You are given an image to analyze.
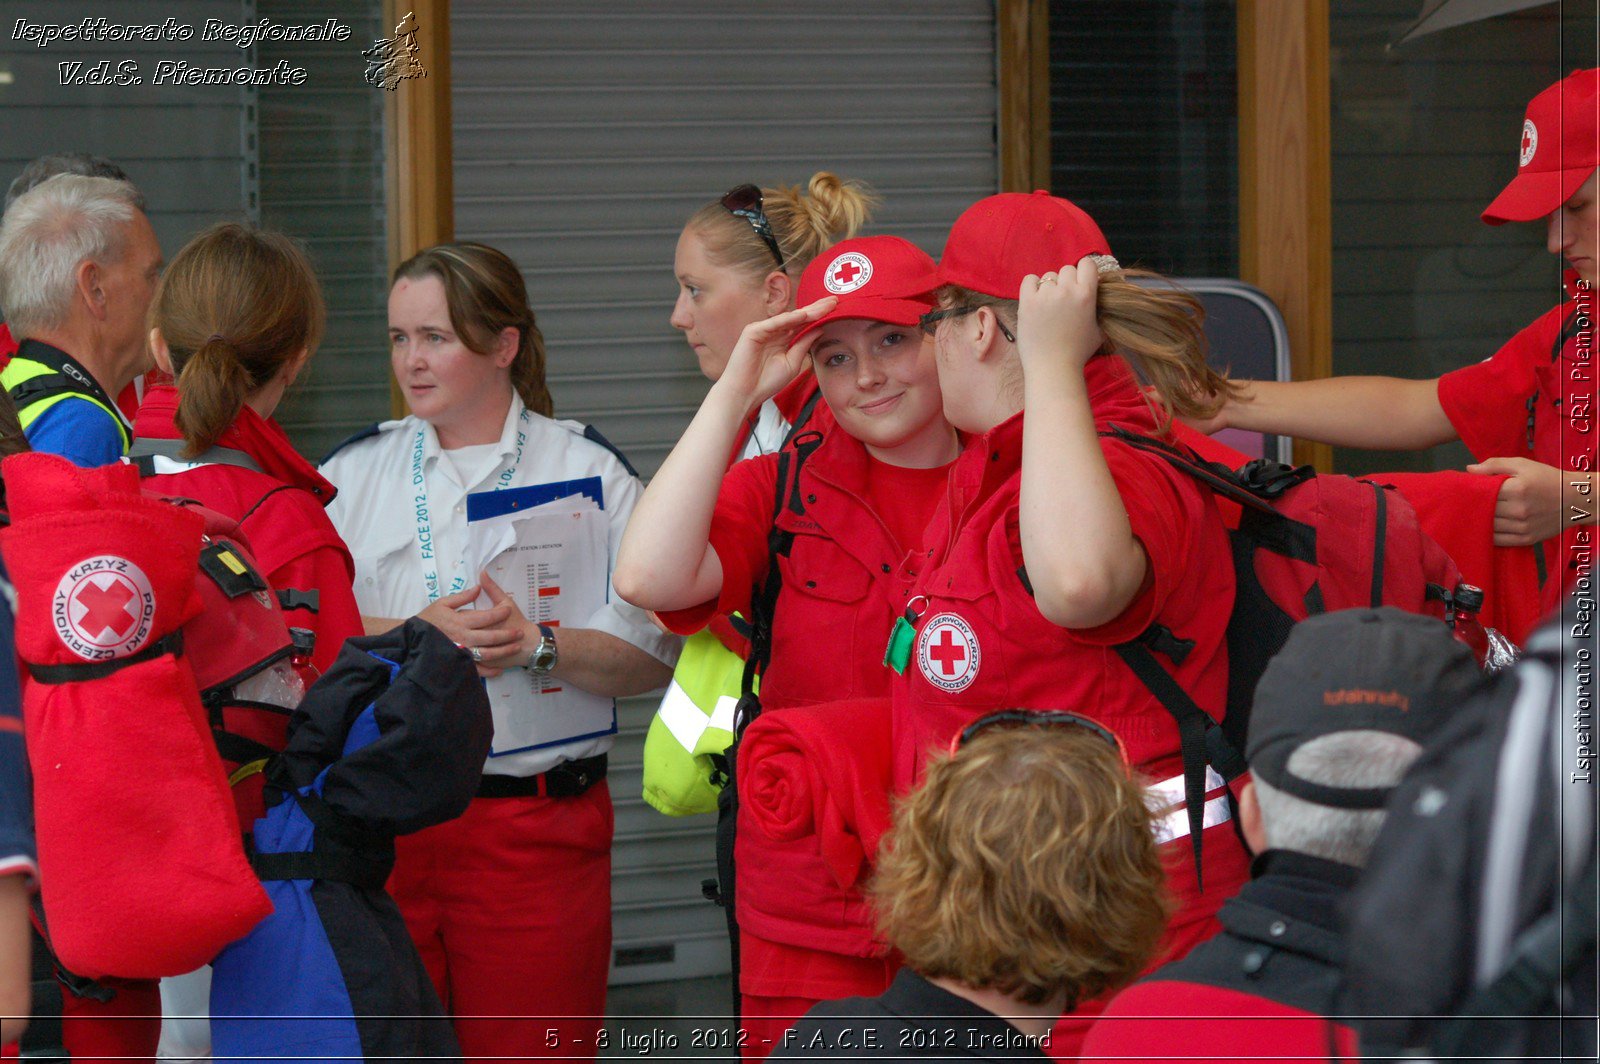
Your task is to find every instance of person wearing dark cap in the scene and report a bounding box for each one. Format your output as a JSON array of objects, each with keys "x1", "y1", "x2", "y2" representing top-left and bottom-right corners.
[
  {"x1": 1194, "y1": 68, "x2": 1599, "y2": 616},
  {"x1": 1080, "y1": 607, "x2": 1483, "y2": 1063}
]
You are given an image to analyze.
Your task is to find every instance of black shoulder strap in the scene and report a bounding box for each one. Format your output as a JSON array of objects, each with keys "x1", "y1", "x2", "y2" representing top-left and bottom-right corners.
[
  {"x1": 735, "y1": 430, "x2": 825, "y2": 734},
  {"x1": 318, "y1": 422, "x2": 382, "y2": 465},
  {"x1": 1112, "y1": 630, "x2": 1246, "y2": 892},
  {"x1": 1099, "y1": 425, "x2": 1288, "y2": 519},
  {"x1": 785, "y1": 386, "x2": 825, "y2": 441},
  {"x1": 582, "y1": 423, "x2": 639, "y2": 478},
  {"x1": 127, "y1": 438, "x2": 266, "y2": 476}
]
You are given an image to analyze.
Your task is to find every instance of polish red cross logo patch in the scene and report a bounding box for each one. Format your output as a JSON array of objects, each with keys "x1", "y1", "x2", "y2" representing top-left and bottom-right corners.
[
  {"x1": 916, "y1": 612, "x2": 980, "y2": 693},
  {"x1": 1521, "y1": 119, "x2": 1538, "y2": 168},
  {"x1": 53, "y1": 556, "x2": 156, "y2": 661},
  {"x1": 823, "y1": 251, "x2": 873, "y2": 295}
]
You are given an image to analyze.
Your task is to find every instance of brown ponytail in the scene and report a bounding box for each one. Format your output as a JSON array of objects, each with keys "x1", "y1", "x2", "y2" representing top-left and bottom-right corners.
[
  {"x1": 940, "y1": 269, "x2": 1241, "y2": 424},
  {"x1": 391, "y1": 243, "x2": 553, "y2": 418},
  {"x1": 148, "y1": 222, "x2": 326, "y2": 457},
  {"x1": 685, "y1": 171, "x2": 880, "y2": 284},
  {"x1": 174, "y1": 337, "x2": 257, "y2": 454}
]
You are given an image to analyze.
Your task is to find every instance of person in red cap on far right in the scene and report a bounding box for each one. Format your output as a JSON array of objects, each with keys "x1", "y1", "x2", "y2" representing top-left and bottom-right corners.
[
  {"x1": 1194, "y1": 68, "x2": 1600, "y2": 616},
  {"x1": 616, "y1": 235, "x2": 961, "y2": 1057},
  {"x1": 902, "y1": 190, "x2": 1252, "y2": 1058}
]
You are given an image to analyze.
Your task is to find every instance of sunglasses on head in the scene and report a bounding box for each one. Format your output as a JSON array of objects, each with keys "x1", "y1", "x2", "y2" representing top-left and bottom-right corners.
[
  {"x1": 720, "y1": 183, "x2": 786, "y2": 272},
  {"x1": 918, "y1": 306, "x2": 1016, "y2": 343},
  {"x1": 950, "y1": 709, "x2": 1122, "y2": 756}
]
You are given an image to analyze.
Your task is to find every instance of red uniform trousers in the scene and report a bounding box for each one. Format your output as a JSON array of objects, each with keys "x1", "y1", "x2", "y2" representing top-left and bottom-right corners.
[{"x1": 389, "y1": 784, "x2": 613, "y2": 1063}]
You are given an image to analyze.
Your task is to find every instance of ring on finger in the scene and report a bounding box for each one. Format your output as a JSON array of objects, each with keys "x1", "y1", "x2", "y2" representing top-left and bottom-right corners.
[{"x1": 469, "y1": 646, "x2": 484, "y2": 663}]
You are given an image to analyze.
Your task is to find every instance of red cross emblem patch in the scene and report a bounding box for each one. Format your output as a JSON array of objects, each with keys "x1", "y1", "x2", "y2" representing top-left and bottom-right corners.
[
  {"x1": 916, "y1": 612, "x2": 980, "y2": 693},
  {"x1": 1520, "y1": 119, "x2": 1538, "y2": 168},
  {"x1": 53, "y1": 556, "x2": 156, "y2": 661},
  {"x1": 823, "y1": 251, "x2": 873, "y2": 295}
]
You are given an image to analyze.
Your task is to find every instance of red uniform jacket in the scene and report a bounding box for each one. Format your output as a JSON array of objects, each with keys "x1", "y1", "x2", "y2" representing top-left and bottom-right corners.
[
  {"x1": 661, "y1": 429, "x2": 942, "y2": 975},
  {"x1": 890, "y1": 356, "x2": 1250, "y2": 986},
  {"x1": 1437, "y1": 279, "x2": 1598, "y2": 614},
  {"x1": 133, "y1": 385, "x2": 362, "y2": 674}
]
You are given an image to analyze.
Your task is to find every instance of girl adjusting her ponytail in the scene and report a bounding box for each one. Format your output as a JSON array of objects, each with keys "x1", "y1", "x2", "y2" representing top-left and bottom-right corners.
[
  {"x1": 132, "y1": 221, "x2": 360, "y2": 675},
  {"x1": 905, "y1": 192, "x2": 1251, "y2": 1055}
]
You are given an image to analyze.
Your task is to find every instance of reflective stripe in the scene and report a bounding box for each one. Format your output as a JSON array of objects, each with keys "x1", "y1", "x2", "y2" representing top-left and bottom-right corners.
[
  {"x1": 656, "y1": 680, "x2": 739, "y2": 754},
  {"x1": 1145, "y1": 765, "x2": 1226, "y2": 809},
  {"x1": 1145, "y1": 766, "x2": 1232, "y2": 845},
  {"x1": 707, "y1": 694, "x2": 736, "y2": 735},
  {"x1": 1153, "y1": 794, "x2": 1233, "y2": 845},
  {"x1": 142, "y1": 454, "x2": 211, "y2": 476},
  {"x1": 656, "y1": 680, "x2": 707, "y2": 752}
]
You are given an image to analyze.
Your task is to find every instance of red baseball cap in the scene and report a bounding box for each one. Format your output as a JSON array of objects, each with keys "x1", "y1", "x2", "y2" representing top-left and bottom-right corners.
[
  {"x1": 794, "y1": 235, "x2": 939, "y2": 341},
  {"x1": 1482, "y1": 68, "x2": 1600, "y2": 225},
  {"x1": 937, "y1": 190, "x2": 1113, "y2": 298}
]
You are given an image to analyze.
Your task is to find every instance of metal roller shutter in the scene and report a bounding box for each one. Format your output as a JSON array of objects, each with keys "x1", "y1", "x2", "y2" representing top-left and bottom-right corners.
[
  {"x1": 0, "y1": 1, "x2": 253, "y2": 280},
  {"x1": 451, "y1": 0, "x2": 1001, "y2": 984}
]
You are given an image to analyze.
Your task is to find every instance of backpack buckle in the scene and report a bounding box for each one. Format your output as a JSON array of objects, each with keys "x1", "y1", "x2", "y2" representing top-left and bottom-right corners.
[
  {"x1": 1237, "y1": 459, "x2": 1315, "y2": 499},
  {"x1": 1138, "y1": 623, "x2": 1195, "y2": 666}
]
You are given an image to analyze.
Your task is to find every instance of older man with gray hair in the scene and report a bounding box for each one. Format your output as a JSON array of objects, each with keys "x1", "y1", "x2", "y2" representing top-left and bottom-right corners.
[
  {"x1": 0, "y1": 173, "x2": 161, "y2": 466},
  {"x1": 1082, "y1": 607, "x2": 1483, "y2": 1063}
]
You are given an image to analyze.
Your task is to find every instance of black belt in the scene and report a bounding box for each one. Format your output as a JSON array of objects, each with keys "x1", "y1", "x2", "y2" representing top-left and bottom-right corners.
[{"x1": 477, "y1": 754, "x2": 607, "y2": 799}]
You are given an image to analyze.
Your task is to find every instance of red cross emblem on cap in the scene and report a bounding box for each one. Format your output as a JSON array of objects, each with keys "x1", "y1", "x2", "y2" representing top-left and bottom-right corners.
[
  {"x1": 823, "y1": 251, "x2": 873, "y2": 295},
  {"x1": 917, "y1": 612, "x2": 980, "y2": 693},
  {"x1": 1520, "y1": 119, "x2": 1538, "y2": 168}
]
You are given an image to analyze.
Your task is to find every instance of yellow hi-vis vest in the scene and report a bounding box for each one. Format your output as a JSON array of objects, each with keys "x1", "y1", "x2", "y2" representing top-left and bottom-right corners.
[
  {"x1": 1, "y1": 348, "x2": 131, "y2": 451},
  {"x1": 641, "y1": 627, "x2": 748, "y2": 816}
]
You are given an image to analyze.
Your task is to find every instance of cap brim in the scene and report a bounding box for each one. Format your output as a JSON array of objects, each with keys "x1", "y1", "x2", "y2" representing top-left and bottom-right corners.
[
  {"x1": 793, "y1": 295, "x2": 934, "y2": 343},
  {"x1": 1482, "y1": 165, "x2": 1593, "y2": 225}
]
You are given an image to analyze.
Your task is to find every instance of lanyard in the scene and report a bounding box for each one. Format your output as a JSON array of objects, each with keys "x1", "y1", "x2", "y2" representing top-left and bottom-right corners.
[{"x1": 412, "y1": 408, "x2": 531, "y2": 603}]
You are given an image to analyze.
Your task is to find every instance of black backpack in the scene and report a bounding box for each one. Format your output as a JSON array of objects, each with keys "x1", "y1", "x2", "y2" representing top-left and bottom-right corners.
[{"x1": 1341, "y1": 599, "x2": 1597, "y2": 1061}]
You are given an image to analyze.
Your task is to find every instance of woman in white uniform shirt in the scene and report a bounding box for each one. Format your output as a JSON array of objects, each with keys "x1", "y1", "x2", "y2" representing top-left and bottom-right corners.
[{"x1": 321, "y1": 242, "x2": 678, "y2": 1062}]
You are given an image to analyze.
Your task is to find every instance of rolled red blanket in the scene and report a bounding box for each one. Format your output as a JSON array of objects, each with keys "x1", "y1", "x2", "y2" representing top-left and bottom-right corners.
[
  {"x1": 0, "y1": 452, "x2": 271, "y2": 979},
  {"x1": 739, "y1": 697, "x2": 894, "y2": 888}
]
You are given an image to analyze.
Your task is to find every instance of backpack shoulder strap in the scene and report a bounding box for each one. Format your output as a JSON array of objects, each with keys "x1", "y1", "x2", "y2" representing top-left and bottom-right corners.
[
  {"x1": 1099, "y1": 425, "x2": 1287, "y2": 517},
  {"x1": 735, "y1": 429, "x2": 825, "y2": 736},
  {"x1": 1113, "y1": 629, "x2": 1247, "y2": 892}
]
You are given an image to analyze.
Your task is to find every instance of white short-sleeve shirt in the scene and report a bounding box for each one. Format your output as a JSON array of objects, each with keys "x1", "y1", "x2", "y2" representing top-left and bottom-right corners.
[{"x1": 323, "y1": 394, "x2": 680, "y2": 777}]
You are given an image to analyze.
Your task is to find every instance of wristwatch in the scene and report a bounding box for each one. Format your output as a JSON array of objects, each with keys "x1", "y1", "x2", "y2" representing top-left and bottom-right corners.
[{"x1": 525, "y1": 623, "x2": 558, "y2": 675}]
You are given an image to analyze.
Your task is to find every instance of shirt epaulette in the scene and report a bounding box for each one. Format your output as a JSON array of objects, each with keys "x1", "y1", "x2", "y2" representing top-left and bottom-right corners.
[
  {"x1": 319, "y1": 422, "x2": 385, "y2": 465},
  {"x1": 579, "y1": 423, "x2": 639, "y2": 478}
]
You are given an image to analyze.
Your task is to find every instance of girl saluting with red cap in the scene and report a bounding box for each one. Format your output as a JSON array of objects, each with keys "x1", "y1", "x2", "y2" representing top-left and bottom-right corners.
[
  {"x1": 617, "y1": 235, "x2": 960, "y2": 1055},
  {"x1": 908, "y1": 191, "x2": 1252, "y2": 1055}
]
